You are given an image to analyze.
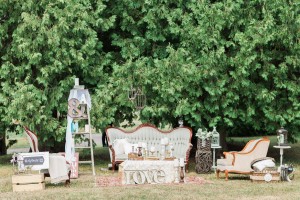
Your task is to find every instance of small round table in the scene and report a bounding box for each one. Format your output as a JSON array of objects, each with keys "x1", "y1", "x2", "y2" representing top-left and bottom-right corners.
[
  {"x1": 211, "y1": 146, "x2": 222, "y2": 172},
  {"x1": 273, "y1": 145, "x2": 291, "y2": 166}
]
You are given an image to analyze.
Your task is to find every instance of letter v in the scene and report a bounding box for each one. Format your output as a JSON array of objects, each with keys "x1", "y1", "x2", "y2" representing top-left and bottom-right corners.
[{"x1": 144, "y1": 170, "x2": 155, "y2": 183}]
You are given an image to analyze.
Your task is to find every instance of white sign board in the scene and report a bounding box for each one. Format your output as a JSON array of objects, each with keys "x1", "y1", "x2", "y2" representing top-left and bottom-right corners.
[{"x1": 18, "y1": 152, "x2": 49, "y2": 171}]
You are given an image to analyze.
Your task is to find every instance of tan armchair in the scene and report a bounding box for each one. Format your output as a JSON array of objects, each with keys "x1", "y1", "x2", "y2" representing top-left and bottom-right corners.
[{"x1": 216, "y1": 137, "x2": 270, "y2": 180}]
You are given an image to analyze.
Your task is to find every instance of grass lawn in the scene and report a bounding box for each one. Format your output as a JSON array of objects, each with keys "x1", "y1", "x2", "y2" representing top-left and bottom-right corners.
[{"x1": 0, "y1": 136, "x2": 300, "y2": 200}]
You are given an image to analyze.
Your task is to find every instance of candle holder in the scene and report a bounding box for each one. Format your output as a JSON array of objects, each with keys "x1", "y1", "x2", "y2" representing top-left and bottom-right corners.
[
  {"x1": 180, "y1": 166, "x2": 185, "y2": 183},
  {"x1": 149, "y1": 150, "x2": 154, "y2": 157},
  {"x1": 174, "y1": 166, "x2": 179, "y2": 183},
  {"x1": 174, "y1": 159, "x2": 179, "y2": 183},
  {"x1": 150, "y1": 146, "x2": 155, "y2": 157},
  {"x1": 161, "y1": 144, "x2": 166, "y2": 160},
  {"x1": 170, "y1": 144, "x2": 174, "y2": 158},
  {"x1": 137, "y1": 147, "x2": 142, "y2": 157},
  {"x1": 143, "y1": 148, "x2": 146, "y2": 158}
]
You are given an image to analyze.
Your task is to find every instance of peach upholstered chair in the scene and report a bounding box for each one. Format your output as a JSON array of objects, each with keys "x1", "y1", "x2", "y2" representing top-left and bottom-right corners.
[
  {"x1": 23, "y1": 126, "x2": 71, "y2": 185},
  {"x1": 216, "y1": 137, "x2": 270, "y2": 180},
  {"x1": 24, "y1": 126, "x2": 39, "y2": 152}
]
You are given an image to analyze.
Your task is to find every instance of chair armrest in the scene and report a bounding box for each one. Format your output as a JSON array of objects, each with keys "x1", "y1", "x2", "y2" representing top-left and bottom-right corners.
[
  {"x1": 230, "y1": 152, "x2": 253, "y2": 171},
  {"x1": 223, "y1": 151, "x2": 235, "y2": 159},
  {"x1": 223, "y1": 151, "x2": 237, "y2": 157},
  {"x1": 108, "y1": 145, "x2": 116, "y2": 163},
  {"x1": 184, "y1": 143, "x2": 193, "y2": 172},
  {"x1": 186, "y1": 143, "x2": 193, "y2": 159}
]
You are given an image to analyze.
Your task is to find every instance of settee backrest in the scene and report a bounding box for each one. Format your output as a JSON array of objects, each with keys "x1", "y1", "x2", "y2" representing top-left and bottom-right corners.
[
  {"x1": 106, "y1": 124, "x2": 192, "y2": 161},
  {"x1": 233, "y1": 138, "x2": 270, "y2": 170}
]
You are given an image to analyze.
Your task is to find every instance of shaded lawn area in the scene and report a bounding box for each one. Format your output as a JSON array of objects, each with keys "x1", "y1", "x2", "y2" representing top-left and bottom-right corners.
[{"x1": 0, "y1": 136, "x2": 299, "y2": 200}]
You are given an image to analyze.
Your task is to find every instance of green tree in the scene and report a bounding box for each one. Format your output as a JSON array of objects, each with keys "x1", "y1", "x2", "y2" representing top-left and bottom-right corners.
[
  {"x1": 93, "y1": 0, "x2": 300, "y2": 149},
  {"x1": 1, "y1": 0, "x2": 299, "y2": 154},
  {"x1": 0, "y1": 0, "x2": 115, "y2": 152}
]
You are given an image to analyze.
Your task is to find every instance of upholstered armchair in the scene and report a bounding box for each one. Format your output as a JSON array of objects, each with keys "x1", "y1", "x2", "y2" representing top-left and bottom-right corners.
[
  {"x1": 23, "y1": 126, "x2": 71, "y2": 185},
  {"x1": 216, "y1": 137, "x2": 270, "y2": 180}
]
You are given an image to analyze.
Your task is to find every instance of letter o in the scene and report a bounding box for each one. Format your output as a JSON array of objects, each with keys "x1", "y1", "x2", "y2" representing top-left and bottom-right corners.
[{"x1": 133, "y1": 171, "x2": 146, "y2": 184}]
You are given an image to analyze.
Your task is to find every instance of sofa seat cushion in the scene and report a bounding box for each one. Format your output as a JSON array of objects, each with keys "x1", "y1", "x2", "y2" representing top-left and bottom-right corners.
[
  {"x1": 217, "y1": 158, "x2": 232, "y2": 166},
  {"x1": 115, "y1": 154, "x2": 128, "y2": 161}
]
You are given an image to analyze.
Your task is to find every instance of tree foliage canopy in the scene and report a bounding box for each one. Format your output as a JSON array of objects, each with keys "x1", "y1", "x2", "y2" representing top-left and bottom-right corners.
[{"x1": 1, "y1": 0, "x2": 299, "y2": 151}]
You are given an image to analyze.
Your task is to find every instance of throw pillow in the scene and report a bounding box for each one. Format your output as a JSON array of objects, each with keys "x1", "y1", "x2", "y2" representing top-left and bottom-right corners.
[
  {"x1": 113, "y1": 138, "x2": 128, "y2": 155},
  {"x1": 252, "y1": 159, "x2": 276, "y2": 172}
]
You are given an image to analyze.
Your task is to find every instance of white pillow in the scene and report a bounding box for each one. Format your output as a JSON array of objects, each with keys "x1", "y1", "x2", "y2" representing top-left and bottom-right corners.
[
  {"x1": 113, "y1": 139, "x2": 128, "y2": 155},
  {"x1": 252, "y1": 159, "x2": 275, "y2": 171},
  {"x1": 141, "y1": 142, "x2": 147, "y2": 149}
]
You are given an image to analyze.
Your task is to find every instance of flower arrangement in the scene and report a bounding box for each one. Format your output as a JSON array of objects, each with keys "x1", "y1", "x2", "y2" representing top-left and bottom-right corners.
[{"x1": 196, "y1": 128, "x2": 212, "y2": 140}]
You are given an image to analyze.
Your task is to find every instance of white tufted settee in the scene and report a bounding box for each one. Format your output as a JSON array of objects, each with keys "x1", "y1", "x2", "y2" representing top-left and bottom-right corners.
[{"x1": 106, "y1": 124, "x2": 193, "y2": 171}]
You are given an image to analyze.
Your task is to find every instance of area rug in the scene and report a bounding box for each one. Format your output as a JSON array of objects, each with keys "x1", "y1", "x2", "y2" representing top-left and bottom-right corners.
[{"x1": 95, "y1": 176, "x2": 209, "y2": 187}]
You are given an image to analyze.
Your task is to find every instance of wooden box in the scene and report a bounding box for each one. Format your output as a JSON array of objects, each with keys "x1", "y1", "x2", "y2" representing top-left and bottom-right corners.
[
  {"x1": 12, "y1": 174, "x2": 45, "y2": 192},
  {"x1": 128, "y1": 152, "x2": 146, "y2": 160},
  {"x1": 145, "y1": 157, "x2": 159, "y2": 160},
  {"x1": 250, "y1": 171, "x2": 280, "y2": 182}
]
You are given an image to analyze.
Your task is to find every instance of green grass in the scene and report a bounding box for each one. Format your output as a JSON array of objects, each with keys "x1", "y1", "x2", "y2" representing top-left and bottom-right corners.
[{"x1": 1, "y1": 139, "x2": 300, "y2": 200}]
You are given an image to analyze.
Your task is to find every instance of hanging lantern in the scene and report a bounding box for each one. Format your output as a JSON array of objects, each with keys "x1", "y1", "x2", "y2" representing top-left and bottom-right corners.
[
  {"x1": 277, "y1": 127, "x2": 288, "y2": 146},
  {"x1": 134, "y1": 88, "x2": 146, "y2": 110},
  {"x1": 211, "y1": 127, "x2": 220, "y2": 147}
]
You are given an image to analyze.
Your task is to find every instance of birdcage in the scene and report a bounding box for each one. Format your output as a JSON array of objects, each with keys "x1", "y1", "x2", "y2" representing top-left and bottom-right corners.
[{"x1": 134, "y1": 88, "x2": 146, "y2": 110}]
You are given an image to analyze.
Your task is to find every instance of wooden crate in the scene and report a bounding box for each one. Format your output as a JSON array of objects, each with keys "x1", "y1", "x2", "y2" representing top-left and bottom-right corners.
[
  {"x1": 12, "y1": 174, "x2": 45, "y2": 192},
  {"x1": 250, "y1": 171, "x2": 280, "y2": 182}
]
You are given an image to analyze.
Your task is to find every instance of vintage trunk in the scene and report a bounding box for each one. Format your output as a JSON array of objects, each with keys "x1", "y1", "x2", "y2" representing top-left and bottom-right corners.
[{"x1": 250, "y1": 171, "x2": 280, "y2": 182}]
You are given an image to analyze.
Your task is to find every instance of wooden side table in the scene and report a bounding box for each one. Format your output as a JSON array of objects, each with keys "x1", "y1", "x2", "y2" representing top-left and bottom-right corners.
[
  {"x1": 211, "y1": 146, "x2": 222, "y2": 172},
  {"x1": 273, "y1": 145, "x2": 291, "y2": 166}
]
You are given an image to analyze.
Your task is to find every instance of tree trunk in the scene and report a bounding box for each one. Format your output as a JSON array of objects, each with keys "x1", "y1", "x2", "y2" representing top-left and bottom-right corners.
[
  {"x1": 0, "y1": 130, "x2": 7, "y2": 155},
  {"x1": 219, "y1": 126, "x2": 228, "y2": 152}
]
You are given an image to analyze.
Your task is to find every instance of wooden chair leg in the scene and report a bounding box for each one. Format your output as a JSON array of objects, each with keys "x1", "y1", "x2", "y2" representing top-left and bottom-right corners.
[
  {"x1": 112, "y1": 162, "x2": 115, "y2": 172},
  {"x1": 216, "y1": 169, "x2": 220, "y2": 179},
  {"x1": 65, "y1": 170, "x2": 71, "y2": 187},
  {"x1": 225, "y1": 170, "x2": 229, "y2": 181},
  {"x1": 185, "y1": 162, "x2": 189, "y2": 173}
]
